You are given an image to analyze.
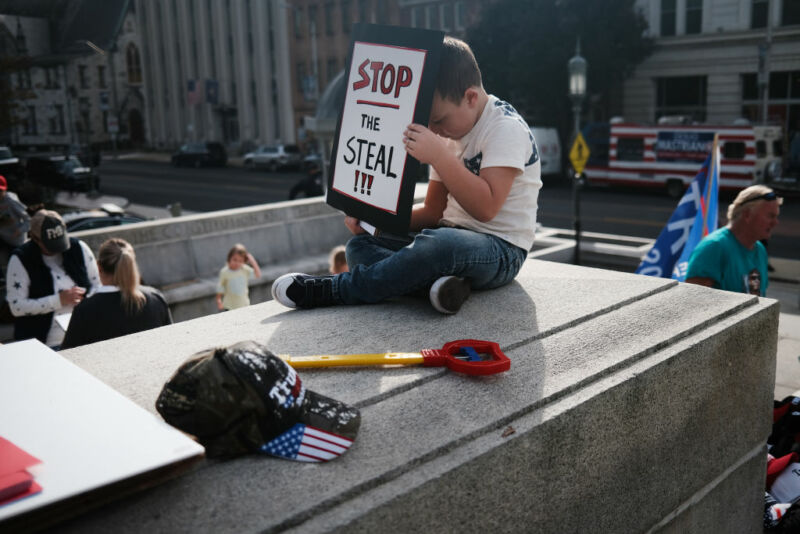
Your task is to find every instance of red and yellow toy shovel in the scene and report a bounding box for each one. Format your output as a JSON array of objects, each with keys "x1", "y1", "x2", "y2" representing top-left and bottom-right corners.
[{"x1": 279, "y1": 339, "x2": 510, "y2": 376}]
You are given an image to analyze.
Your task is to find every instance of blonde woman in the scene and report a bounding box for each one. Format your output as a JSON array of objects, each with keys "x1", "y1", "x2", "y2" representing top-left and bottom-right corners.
[{"x1": 61, "y1": 238, "x2": 172, "y2": 349}]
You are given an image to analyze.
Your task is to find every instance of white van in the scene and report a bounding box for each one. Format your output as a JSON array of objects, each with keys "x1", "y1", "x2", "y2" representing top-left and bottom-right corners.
[{"x1": 531, "y1": 127, "x2": 562, "y2": 177}]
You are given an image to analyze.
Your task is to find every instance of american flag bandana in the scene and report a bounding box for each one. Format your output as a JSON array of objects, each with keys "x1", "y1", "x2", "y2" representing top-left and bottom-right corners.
[{"x1": 260, "y1": 423, "x2": 354, "y2": 462}]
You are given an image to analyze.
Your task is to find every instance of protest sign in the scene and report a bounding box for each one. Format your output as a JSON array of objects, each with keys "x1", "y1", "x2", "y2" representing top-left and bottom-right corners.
[{"x1": 326, "y1": 24, "x2": 443, "y2": 235}]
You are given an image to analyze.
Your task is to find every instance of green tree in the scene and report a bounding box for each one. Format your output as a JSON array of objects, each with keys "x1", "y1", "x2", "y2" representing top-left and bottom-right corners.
[{"x1": 467, "y1": 0, "x2": 653, "y2": 140}]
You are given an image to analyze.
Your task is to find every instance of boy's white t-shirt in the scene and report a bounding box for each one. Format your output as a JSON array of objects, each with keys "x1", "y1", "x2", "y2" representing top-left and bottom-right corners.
[{"x1": 429, "y1": 94, "x2": 542, "y2": 251}]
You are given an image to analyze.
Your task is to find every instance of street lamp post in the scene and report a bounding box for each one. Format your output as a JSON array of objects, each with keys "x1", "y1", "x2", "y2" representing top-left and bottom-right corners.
[{"x1": 568, "y1": 39, "x2": 587, "y2": 265}]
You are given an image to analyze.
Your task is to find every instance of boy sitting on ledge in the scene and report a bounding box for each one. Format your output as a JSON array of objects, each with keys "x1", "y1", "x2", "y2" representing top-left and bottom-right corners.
[{"x1": 272, "y1": 36, "x2": 542, "y2": 314}]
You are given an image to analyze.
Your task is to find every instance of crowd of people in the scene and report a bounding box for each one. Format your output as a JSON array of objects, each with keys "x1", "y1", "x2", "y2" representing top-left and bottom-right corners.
[
  {"x1": 0, "y1": 175, "x2": 352, "y2": 350},
  {"x1": 2, "y1": 204, "x2": 173, "y2": 350}
]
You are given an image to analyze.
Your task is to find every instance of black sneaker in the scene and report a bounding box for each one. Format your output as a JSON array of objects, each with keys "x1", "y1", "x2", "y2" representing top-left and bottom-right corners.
[
  {"x1": 271, "y1": 273, "x2": 335, "y2": 309},
  {"x1": 429, "y1": 276, "x2": 470, "y2": 314}
]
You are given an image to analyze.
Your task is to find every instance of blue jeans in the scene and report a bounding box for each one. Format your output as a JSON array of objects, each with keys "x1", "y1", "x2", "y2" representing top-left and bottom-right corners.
[{"x1": 332, "y1": 227, "x2": 527, "y2": 305}]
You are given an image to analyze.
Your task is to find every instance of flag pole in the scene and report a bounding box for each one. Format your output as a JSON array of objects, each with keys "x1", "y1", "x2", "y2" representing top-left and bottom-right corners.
[{"x1": 701, "y1": 133, "x2": 719, "y2": 236}]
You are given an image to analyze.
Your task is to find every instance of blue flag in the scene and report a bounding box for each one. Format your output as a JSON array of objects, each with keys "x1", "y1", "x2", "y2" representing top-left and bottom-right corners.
[{"x1": 635, "y1": 147, "x2": 719, "y2": 280}]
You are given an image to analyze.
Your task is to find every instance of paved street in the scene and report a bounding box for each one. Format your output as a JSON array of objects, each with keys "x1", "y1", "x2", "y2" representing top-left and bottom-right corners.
[
  {"x1": 96, "y1": 159, "x2": 800, "y2": 261},
  {"x1": 96, "y1": 158, "x2": 309, "y2": 212},
  {"x1": 538, "y1": 179, "x2": 799, "y2": 261}
]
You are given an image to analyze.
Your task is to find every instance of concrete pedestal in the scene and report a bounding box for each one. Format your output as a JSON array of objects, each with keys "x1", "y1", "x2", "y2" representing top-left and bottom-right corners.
[{"x1": 54, "y1": 259, "x2": 778, "y2": 533}]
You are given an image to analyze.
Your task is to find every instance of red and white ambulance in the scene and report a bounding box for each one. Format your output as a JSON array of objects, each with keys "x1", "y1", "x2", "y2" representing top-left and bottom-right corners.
[{"x1": 581, "y1": 118, "x2": 783, "y2": 197}]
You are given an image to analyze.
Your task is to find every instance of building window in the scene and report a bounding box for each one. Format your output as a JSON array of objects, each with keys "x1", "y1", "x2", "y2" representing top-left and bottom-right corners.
[
  {"x1": 327, "y1": 57, "x2": 337, "y2": 84},
  {"x1": 440, "y1": 3, "x2": 453, "y2": 31},
  {"x1": 660, "y1": 0, "x2": 676, "y2": 36},
  {"x1": 411, "y1": 6, "x2": 422, "y2": 27},
  {"x1": 425, "y1": 5, "x2": 438, "y2": 29},
  {"x1": 55, "y1": 104, "x2": 65, "y2": 134},
  {"x1": 296, "y1": 62, "x2": 306, "y2": 94},
  {"x1": 750, "y1": 70, "x2": 800, "y2": 101},
  {"x1": 358, "y1": 0, "x2": 369, "y2": 22},
  {"x1": 102, "y1": 110, "x2": 109, "y2": 133},
  {"x1": 741, "y1": 73, "x2": 759, "y2": 100},
  {"x1": 655, "y1": 76, "x2": 707, "y2": 122},
  {"x1": 752, "y1": 0, "x2": 768, "y2": 28},
  {"x1": 376, "y1": 0, "x2": 386, "y2": 24},
  {"x1": 79, "y1": 65, "x2": 88, "y2": 88},
  {"x1": 78, "y1": 98, "x2": 90, "y2": 135},
  {"x1": 45, "y1": 67, "x2": 59, "y2": 89},
  {"x1": 770, "y1": 71, "x2": 790, "y2": 99},
  {"x1": 16, "y1": 69, "x2": 31, "y2": 89},
  {"x1": 686, "y1": 0, "x2": 702, "y2": 34},
  {"x1": 341, "y1": 0, "x2": 351, "y2": 32},
  {"x1": 455, "y1": 2, "x2": 465, "y2": 30},
  {"x1": 783, "y1": 0, "x2": 800, "y2": 26},
  {"x1": 309, "y1": 4, "x2": 318, "y2": 35},
  {"x1": 48, "y1": 109, "x2": 59, "y2": 134},
  {"x1": 325, "y1": 2, "x2": 335, "y2": 35},
  {"x1": 97, "y1": 65, "x2": 107, "y2": 88},
  {"x1": 24, "y1": 105, "x2": 37, "y2": 135},
  {"x1": 251, "y1": 79, "x2": 259, "y2": 138},
  {"x1": 295, "y1": 7, "x2": 305, "y2": 38},
  {"x1": 127, "y1": 43, "x2": 142, "y2": 84}
]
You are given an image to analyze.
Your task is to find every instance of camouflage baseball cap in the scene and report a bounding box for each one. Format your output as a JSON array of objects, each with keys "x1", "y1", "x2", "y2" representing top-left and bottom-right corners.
[{"x1": 156, "y1": 341, "x2": 361, "y2": 461}]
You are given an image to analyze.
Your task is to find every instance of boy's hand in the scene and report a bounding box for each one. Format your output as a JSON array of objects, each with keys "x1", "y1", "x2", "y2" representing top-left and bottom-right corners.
[
  {"x1": 344, "y1": 216, "x2": 366, "y2": 235},
  {"x1": 404, "y1": 124, "x2": 446, "y2": 166}
]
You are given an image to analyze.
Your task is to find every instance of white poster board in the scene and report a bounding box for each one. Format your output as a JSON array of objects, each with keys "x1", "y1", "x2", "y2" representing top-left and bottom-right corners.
[
  {"x1": 0, "y1": 339, "x2": 204, "y2": 525},
  {"x1": 330, "y1": 41, "x2": 426, "y2": 214}
]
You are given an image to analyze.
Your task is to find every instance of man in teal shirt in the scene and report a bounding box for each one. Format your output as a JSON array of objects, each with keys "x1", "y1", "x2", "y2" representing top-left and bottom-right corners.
[{"x1": 686, "y1": 185, "x2": 781, "y2": 296}]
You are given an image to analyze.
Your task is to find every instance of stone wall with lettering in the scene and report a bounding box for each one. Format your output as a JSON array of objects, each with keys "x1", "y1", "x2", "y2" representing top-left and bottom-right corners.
[{"x1": 73, "y1": 198, "x2": 353, "y2": 288}]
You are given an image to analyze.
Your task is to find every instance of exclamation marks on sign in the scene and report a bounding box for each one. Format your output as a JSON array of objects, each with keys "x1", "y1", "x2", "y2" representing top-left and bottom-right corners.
[{"x1": 354, "y1": 170, "x2": 374, "y2": 195}]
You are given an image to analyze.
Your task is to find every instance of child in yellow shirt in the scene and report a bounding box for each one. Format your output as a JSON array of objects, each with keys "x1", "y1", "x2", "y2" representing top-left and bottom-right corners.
[{"x1": 216, "y1": 244, "x2": 261, "y2": 311}]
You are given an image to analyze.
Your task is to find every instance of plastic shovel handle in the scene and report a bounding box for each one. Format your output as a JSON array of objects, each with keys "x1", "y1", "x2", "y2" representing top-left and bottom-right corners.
[{"x1": 281, "y1": 352, "x2": 424, "y2": 369}]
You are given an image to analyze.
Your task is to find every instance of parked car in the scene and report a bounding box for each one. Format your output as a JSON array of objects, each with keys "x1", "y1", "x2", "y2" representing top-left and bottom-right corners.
[
  {"x1": 243, "y1": 144, "x2": 302, "y2": 171},
  {"x1": 67, "y1": 143, "x2": 101, "y2": 167},
  {"x1": 171, "y1": 142, "x2": 227, "y2": 167},
  {"x1": 25, "y1": 155, "x2": 99, "y2": 192},
  {"x1": 62, "y1": 204, "x2": 145, "y2": 232},
  {"x1": 0, "y1": 146, "x2": 23, "y2": 188}
]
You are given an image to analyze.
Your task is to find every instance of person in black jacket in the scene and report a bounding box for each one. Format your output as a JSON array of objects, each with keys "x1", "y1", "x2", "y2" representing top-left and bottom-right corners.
[
  {"x1": 6, "y1": 209, "x2": 100, "y2": 347},
  {"x1": 61, "y1": 238, "x2": 172, "y2": 349}
]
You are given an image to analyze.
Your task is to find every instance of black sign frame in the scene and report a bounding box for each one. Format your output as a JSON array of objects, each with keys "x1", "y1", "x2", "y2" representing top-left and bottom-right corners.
[{"x1": 326, "y1": 23, "x2": 443, "y2": 235}]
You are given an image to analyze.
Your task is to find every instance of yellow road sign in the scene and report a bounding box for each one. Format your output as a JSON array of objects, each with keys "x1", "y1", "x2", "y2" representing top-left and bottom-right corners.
[{"x1": 569, "y1": 132, "x2": 591, "y2": 175}]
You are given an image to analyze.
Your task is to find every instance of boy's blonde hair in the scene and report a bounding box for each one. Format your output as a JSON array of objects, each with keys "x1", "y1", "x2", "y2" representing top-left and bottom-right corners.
[
  {"x1": 436, "y1": 36, "x2": 482, "y2": 103},
  {"x1": 227, "y1": 243, "x2": 248, "y2": 262}
]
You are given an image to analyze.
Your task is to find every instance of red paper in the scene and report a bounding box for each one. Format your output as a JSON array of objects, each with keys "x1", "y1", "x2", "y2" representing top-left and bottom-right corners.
[
  {"x1": 0, "y1": 436, "x2": 41, "y2": 477},
  {"x1": 0, "y1": 480, "x2": 42, "y2": 506},
  {"x1": 0, "y1": 471, "x2": 33, "y2": 502},
  {"x1": 0, "y1": 436, "x2": 42, "y2": 505}
]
